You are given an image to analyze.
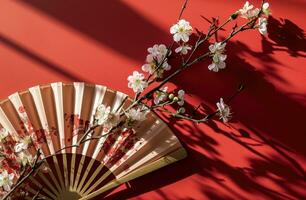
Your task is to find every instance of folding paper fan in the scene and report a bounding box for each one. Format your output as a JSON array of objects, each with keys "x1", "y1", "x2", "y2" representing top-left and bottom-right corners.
[{"x1": 0, "y1": 82, "x2": 187, "y2": 199}]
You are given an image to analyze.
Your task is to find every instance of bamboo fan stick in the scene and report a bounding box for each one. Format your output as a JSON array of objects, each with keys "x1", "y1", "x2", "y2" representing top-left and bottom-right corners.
[
  {"x1": 28, "y1": 176, "x2": 56, "y2": 199},
  {"x1": 75, "y1": 158, "x2": 95, "y2": 192},
  {"x1": 51, "y1": 83, "x2": 69, "y2": 189},
  {"x1": 73, "y1": 84, "x2": 97, "y2": 191},
  {"x1": 81, "y1": 170, "x2": 112, "y2": 196},
  {"x1": 79, "y1": 163, "x2": 104, "y2": 194}
]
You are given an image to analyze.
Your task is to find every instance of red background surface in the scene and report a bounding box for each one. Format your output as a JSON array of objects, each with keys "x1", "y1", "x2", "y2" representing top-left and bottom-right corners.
[{"x1": 0, "y1": 0, "x2": 305, "y2": 199}]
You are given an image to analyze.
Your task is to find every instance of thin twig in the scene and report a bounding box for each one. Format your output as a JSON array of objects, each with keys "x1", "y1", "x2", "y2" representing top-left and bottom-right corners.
[{"x1": 178, "y1": 0, "x2": 189, "y2": 20}]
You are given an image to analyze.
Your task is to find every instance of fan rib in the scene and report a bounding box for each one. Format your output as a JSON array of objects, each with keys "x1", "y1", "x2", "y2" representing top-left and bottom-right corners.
[
  {"x1": 38, "y1": 171, "x2": 61, "y2": 197},
  {"x1": 71, "y1": 82, "x2": 84, "y2": 154},
  {"x1": 27, "y1": 186, "x2": 52, "y2": 200},
  {"x1": 81, "y1": 85, "x2": 106, "y2": 156},
  {"x1": 68, "y1": 82, "x2": 84, "y2": 190},
  {"x1": 73, "y1": 84, "x2": 96, "y2": 190},
  {"x1": 81, "y1": 170, "x2": 112, "y2": 196},
  {"x1": 78, "y1": 164, "x2": 104, "y2": 194},
  {"x1": 29, "y1": 176, "x2": 57, "y2": 199},
  {"x1": 72, "y1": 154, "x2": 86, "y2": 191},
  {"x1": 51, "y1": 82, "x2": 69, "y2": 190},
  {"x1": 50, "y1": 83, "x2": 65, "y2": 153},
  {"x1": 75, "y1": 158, "x2": 95, "y2": 192}
]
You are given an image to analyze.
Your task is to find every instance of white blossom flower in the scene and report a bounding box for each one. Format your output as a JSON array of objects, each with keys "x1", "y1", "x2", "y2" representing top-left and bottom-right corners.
[
  {"x1": 0, "y1": 128, "x2": 8, "y2": 142},
  {"x1": 94, "y1": 104, "x2": 120, "y2": 129},
  {"x1": 258, "y1": 17, "x2": 268, "y2": 35},
  {"x1": 239, "y1": 1, "x2": 259, "y2": 19},
  {"x1": 142, "y1": 44, "x2": 171, "y2": 76},
  {"x1": 208, "y1": 55, "x2": 227, "y2": 72},
  {"x1": 247, "y1": 8, "x2": 260, "y2": 19},
  {"x1": 208, "y1": 42, "x2": 227, "y2": 72},
  {"x1": 154, "y1": 87, "x2": 168, "y2": 105},
  {"x1": 239, "y1": 1, "x2": 253, "y2": 17},
  {"x1": 262, "y1": 2, "x2": 271, "y2": 16},
  {"x1": 17, "y1": 152, "x2": 33, "y2": 166},
  {"x1": 170, "y1": 19, "x2": 193, "y2": 42},
  {"x1": 175, "y1": 44, "x2": 192, "y2": 55},
  {"x1": 239, "y1": 1, "x2": 253, "y2": 15},
  {"x1": 14, "y1": 136, "x2": 32, "y2": 153},
  {"x1": 177, "y1": 90, "x2": 185, "y2": 106},
  {"x1": 147, "y1": 44, "x2": 168, "y2": 58},
  {"x1": 103, "y1": 112, "x2": 120, "y2": 129},
  {"x1": 94, "y1": 104, "x2": 111, "y2": 125},
  {"x1": 216, "y1": 98, "x2": 231, "y2": 123},
  {"x1": 125, "y1": 107, "x2": 149, "y2": 122},
  {"x1": 127, "y1": 71, "x2": 148, "y2": 93},
  {"x1": 142, "y1": 54, "x2": 171, "y2": 75},
  {"x1": 0, "y1": 170, "x2": 14, "y2": 192},
  {"x1": 14, "y1": 143, "x2": 27, "y2": 153},
  {"x1": 209, "y1": 42, "x2": 226, "y2": 54}
]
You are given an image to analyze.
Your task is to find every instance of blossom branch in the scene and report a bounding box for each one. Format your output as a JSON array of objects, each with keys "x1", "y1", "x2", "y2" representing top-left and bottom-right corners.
[
  {"x1": 2, "y1": 150, "x2": 42, "y2": 200},
  {"x1": 156, "y1": 83, "x2": 244, "y2": 123}
]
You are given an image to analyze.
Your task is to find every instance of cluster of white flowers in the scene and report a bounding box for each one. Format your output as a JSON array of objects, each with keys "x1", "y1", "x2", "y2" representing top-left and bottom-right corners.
[
  {"x1": 142, "y1": 44, "x2": 171, "y2": 76},
  {"x1": 0, "y1": 170, "x2": 14, "y2": 192},
  {"x1": 238, "y1": 1, "x2": 260, "y2": 19},
  {"x1": 238, "y1": 1, "x2": 271, "y2": 35},
  {"x1": 216, "y1": 98, "x2": 231, "y2": 123},
  {"x1": 94, "y1": 104, "x2": 120, "y2": 129},
  {"x1": 94, "y1": 104, "x2": 111, "y2": 125},
  {"x1": 170, "y1": 19, "x2": 193, "y2": 55},
  {"x1": 208, "y1": 42, "x2": 227, "y2": 72},
  {"x1": 127, "y1": 20, "x2": 193, "y2": 93},
  {"x1": 125, "y1": 107, "x2": 149, "y2": 122},
  {"x1": 127, "y1": 71, "x2": 148, "y2": 93}
]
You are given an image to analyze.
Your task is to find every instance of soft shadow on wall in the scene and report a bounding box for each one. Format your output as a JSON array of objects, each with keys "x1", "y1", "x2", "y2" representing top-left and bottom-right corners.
[
  {"x1": 19, "y1": 0, "x2": 169, "y2": 61},
  {"x1": 0, "y1": 34, "x2": 87, "y2": 82},
  {"x1": 104, "y1": 16, "x2": 306, "y2": 200}
]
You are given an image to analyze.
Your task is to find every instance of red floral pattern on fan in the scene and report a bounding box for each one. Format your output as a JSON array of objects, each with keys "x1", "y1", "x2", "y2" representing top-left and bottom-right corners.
[
  {"x1": 18, "y1": 106, "x2": 25, "y2": 114},
  {"x1": 105, "y1": 129, "x2": 139, "y2": 168},
  {"x1": 16, "y1": 106, "x2": 41, "y2": 150}
]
